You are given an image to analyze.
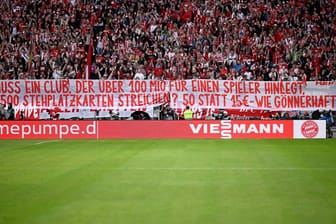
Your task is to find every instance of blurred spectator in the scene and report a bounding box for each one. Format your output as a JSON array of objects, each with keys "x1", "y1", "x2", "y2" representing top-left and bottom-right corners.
[
  {"x1": 0, "y1": 103, "x2": 6, "y2": 120},
  {"x1": 213, "y1": 109, "x2": 229, "y2": 120},
  {"x1": 132, "y1": 111, "x2": 150, "y2": 120},
  {"x1": 19, "y1": 110, "x2": 24, "y2": 120},
  {"x1": 6, "y1": 103, "x2": 15, "y2": 120},
  {"x1": 281, "y1": 112, "x2": 291, "y2": 120},
  {"x1": 161, "y1": 104, "x2": 177, "y2": 120},
  {"x1": 320, "y1": 111, "x2": 333, "y2": 138}
]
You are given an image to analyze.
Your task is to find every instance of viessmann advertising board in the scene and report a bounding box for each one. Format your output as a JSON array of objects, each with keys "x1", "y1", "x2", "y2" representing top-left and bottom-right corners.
[{"x1": 0, "y1": 120, "x2": 326, "y2": 139}]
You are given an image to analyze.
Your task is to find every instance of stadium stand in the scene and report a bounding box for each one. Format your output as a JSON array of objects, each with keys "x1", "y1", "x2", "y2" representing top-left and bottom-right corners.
[
  {"x1": 0, "y1": 0, "x2": 335, "y2": 82},
  {"x1": 0, "y1": 0, "x2": 335, "y2": 129}
]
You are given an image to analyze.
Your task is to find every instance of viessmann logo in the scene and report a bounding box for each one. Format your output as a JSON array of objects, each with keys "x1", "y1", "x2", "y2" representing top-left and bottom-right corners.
[
  {"x1": 0, "y1": 122, "x2": 96, "y2": 139},
  {"x1": 189, "y1": 121, "x2": 285, "y2": 139}
]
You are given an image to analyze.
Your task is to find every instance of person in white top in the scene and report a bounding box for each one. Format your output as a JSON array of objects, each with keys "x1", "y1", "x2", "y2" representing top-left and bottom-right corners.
[{"x1": 134, "y1": 67, "x2": 145, "y2": 80}]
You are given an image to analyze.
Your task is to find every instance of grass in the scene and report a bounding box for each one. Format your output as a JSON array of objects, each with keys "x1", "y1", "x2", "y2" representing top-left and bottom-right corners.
[{"x1": 0, "y1": 139, "x2": 336, "y2": 224}]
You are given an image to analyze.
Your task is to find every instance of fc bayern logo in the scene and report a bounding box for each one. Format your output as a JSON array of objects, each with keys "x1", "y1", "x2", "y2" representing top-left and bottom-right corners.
[{"x1": 301, "y1": 121, "x2": 319, "y2": 138}]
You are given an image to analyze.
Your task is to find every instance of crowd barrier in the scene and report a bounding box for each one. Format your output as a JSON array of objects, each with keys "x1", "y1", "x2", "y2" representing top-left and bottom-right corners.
[{"x1": 0, "y1": 120, "x2": 326, "y2": 139}]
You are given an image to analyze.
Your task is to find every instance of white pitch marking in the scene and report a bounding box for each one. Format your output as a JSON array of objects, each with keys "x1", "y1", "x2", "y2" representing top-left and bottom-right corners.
[
  {"x1": 35, "y1": 140, "x2": 60, "y2": 145},
  {"x1": 111, "y1": 167, "x2": 336, "y2": 171}
]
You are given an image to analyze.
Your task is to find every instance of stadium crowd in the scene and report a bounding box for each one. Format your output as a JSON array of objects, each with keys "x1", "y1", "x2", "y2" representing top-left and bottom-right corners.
[{"x1": 0, "y1": 0, "x2": 335, "y2": 81}]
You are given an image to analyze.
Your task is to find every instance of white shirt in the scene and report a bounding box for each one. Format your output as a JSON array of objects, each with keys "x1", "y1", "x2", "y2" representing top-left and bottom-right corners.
[{"x1": 134, "y1": 72, "x2": 145, "y2": 80}]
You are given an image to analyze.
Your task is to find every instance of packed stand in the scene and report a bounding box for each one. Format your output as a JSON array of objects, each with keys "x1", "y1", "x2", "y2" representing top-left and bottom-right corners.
[{"x1": 0, "y1": 0, "x2": 335, "y2": 81}]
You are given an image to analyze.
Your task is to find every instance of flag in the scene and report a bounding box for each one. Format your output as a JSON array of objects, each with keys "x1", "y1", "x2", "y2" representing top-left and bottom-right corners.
[
  {"x1": 302, "y1": 73, "x2": 307, "y2": 86},
  {"x1": 28, "y1": 41, "x2": 34, "y2": 74},
  {"x1": 86, "y1": 39, "x2": 93, "y2": 79}
]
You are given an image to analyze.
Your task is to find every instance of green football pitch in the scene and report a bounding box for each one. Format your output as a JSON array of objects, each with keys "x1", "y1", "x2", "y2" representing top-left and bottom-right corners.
[{"x1": 0, "y1": 139, "x2": 336, "y2": 224}]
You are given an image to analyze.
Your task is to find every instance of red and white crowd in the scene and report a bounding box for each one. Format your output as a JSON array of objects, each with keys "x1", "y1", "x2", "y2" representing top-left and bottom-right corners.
[{"x1": 0, "y1": 0, "x2": 335, "y2": 81}]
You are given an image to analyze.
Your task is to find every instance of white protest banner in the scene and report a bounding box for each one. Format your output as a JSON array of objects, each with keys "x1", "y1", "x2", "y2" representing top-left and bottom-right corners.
[{"x1": 0, "y1": 80, "x2": 335, "y2": 111}]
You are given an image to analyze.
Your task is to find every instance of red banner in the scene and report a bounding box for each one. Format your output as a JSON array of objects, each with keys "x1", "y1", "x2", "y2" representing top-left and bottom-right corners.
[{"x1": 0, "y1": 120, "x2": 325, "y2": 139}]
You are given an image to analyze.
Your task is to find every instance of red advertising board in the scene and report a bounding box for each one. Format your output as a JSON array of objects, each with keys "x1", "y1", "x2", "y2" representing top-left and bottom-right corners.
[
  {"x1": 98, "y1": 120, "x2": 291, "y2": 139},
  {"x1": 0, "y1": 120, "x2": 326, "y2": 139},
  {"x1": 98, "y1": 120, "x2": 225, "y2": 139},
  {"x1": 0, "y1": 121, "x2": 97, "y2": 139}
]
